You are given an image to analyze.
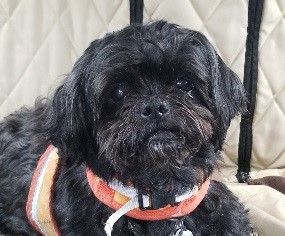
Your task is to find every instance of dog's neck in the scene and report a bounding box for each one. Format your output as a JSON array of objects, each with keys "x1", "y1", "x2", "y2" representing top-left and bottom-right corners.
[{"x1": 26, "y1": 145, "x2": 211, "y2": 236}]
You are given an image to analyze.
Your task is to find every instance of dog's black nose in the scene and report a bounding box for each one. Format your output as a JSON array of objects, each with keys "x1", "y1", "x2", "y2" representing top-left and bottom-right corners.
[{"x1": 141, "y1": 101, "x2": 169, "y2": 120}]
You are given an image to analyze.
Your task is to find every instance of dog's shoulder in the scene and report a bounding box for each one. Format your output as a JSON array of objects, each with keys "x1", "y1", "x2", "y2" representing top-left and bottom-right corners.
[{"x1": 189, "y1": 180, "x2": 252, "y2": 236}]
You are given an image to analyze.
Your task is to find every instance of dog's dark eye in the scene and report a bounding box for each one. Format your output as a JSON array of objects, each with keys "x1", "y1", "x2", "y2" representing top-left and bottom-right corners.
[
  {"x1": 176, "y1": 78, "x2": 193, "y2": 92},
  {"x1": 110, "y1": 82, "x2": 130, "y2": 102}
]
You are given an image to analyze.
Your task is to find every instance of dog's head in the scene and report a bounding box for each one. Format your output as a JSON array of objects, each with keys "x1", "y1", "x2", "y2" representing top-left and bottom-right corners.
[{"x1": 47, "y1": 21, "x2": 246, "y2": 200}]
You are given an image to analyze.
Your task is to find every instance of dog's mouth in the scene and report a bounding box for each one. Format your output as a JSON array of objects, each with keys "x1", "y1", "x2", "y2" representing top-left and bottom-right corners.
[
  {"x1": 123, "y1": 130, "x2": 199, "y2": 202},
  {"x1": 144, "y1": 130, "x2": 198, "y2": 163},
  {"x1": 147, "y1": 130, "x2": 185, "y2": 149}
]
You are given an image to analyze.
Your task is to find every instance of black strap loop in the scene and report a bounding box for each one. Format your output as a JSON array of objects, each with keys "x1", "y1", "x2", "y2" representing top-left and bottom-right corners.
[
  {"x1": 237, "y1": 0, "x2": 264, "y2": 183},
  {"x1": 130, "y1": 0, "x2": 144, "y2": 24}
]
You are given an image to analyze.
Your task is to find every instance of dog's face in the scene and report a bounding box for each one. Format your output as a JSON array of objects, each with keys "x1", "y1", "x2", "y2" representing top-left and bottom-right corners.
[{"x1": 47, "y1": 21, "x2": 246, "y2": 203}]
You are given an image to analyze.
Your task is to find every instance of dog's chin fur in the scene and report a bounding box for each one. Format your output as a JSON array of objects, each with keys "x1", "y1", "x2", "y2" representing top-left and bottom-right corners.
[{"x1": 0, "y1": 21, "x2": 251, "y2": 235}]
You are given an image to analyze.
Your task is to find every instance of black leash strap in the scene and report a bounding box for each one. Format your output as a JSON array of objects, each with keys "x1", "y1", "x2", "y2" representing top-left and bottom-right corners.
[
  {"x1": 237, "y1": 0, "x2": 264, "y2": 183},
  {"x1": 130, "y1": 0, "x2": 144, "y2": 24}
]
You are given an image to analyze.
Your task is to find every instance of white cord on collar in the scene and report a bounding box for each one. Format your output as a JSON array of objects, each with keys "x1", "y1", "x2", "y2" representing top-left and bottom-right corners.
[{"x1": 104, "y1": 178, "x2": 198, "y2": 236}]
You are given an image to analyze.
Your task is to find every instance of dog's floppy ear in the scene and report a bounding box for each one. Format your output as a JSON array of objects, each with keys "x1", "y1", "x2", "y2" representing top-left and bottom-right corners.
[
  {"x1": 45, "y1": 47, "x2": 98, "y2": 165},
  {"x1": 209, "y1": 53, "x2": 247, "y2": 151}
]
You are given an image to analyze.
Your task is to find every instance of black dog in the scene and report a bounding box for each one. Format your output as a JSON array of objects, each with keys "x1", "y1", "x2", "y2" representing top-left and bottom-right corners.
[{"x1": 0, "y1": 21, "x2": 251, "y2": 236}]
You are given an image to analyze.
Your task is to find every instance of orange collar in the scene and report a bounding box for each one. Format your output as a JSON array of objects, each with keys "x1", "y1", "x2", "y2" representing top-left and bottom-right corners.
[
  {"x1": 26, "y1": 145, "x2": 210, "y2": 236},
  {"x1": 87, "y1": 169, "x2": 210, "y2": 235},
  {"x1": 86, "y1": 168, "x2": 210, "y2": 221}
]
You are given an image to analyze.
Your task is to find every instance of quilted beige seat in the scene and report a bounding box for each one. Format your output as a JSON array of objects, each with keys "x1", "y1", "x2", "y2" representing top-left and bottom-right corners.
[{"x1": 0, "y1": 0, "x2": 285, "y2": 235}]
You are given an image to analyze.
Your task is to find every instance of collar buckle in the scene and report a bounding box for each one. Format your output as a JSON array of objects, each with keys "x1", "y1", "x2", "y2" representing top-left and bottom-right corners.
[{"x1": 138, "y1": 188, "x2": 179, "y2": 210}]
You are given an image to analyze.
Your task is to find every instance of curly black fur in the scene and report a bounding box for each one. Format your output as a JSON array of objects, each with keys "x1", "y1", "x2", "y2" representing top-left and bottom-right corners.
[{"x1": 0, "y1": 21, "x2": 251, "y2": 235}]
